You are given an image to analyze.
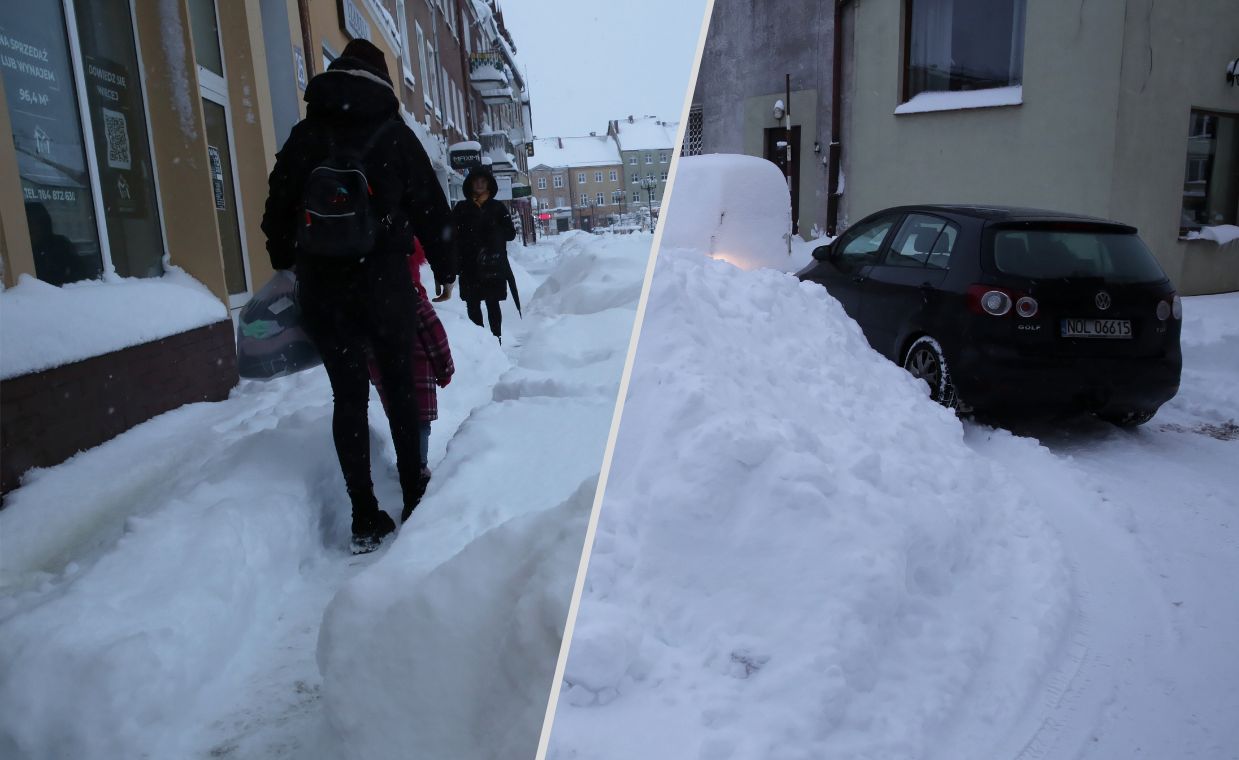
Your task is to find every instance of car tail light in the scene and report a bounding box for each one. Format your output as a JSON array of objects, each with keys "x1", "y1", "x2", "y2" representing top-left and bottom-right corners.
[
  {"x1": 1015, "y1": 296, "x2": 1039, "y2": 318},
  {"x1": 966, "y1": 285, "x2": 1016, "y2": 316},
  {"x1": 1157, "y1": 293, "x2": 1182, "y2": 321}
]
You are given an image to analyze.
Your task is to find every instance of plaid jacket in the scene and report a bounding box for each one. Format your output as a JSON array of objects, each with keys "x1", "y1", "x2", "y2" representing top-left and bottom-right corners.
[{"x1": 369, "y1": 280, "x2": 454, "y2": 422}]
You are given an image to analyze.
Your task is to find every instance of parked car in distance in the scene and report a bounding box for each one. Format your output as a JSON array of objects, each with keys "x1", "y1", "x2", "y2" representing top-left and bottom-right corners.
[{"x1": 796, "y1": 205, "x2": 1182, "y2": 426}]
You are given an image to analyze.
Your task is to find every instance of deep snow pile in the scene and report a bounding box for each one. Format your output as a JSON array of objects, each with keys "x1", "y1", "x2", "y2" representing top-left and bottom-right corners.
[
  {"x1": 0, "y1": 268, "x2": 226, "y2": 380},
  {"x1": 0, "y1": 232, "x2": 647, "y2": 760},
  {"x1": 660, "y1": 154, "x2": 799, "y2": 272},
  {"x1": 546, "y1": 249, "x2": 1072, "y2": 760},
  {"x1": 315, "y1": 231, "x2": 646, "y2": 760}
]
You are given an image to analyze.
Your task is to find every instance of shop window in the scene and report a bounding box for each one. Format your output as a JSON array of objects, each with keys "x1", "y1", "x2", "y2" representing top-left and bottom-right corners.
[
  {"x1": 904, "y1": 0, "x2": 1026, "y2": 100},
  {"x1": 73, "y1": 0, "x2": 165, "y2": 279},
  {"x1": 1181, "y1": 109, "x2": 1239, "y2": 234},
  {"x1": 2, "y1": 1, "x2": 163, "y2": 286}
]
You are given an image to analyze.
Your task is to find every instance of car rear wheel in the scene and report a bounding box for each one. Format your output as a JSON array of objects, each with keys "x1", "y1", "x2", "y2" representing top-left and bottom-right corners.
[
  {"x1": 1097, "y1": 409, "x2": 1156, "y2": 427},
  {"x1": 903, "y1": 336, "x2": 960, "y2": 409}
]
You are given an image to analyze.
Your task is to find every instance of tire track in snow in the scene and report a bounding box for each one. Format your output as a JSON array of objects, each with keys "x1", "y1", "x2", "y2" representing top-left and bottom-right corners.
[{"x1": 962, "y1": 422, "x2": 1178, "y2": 760}]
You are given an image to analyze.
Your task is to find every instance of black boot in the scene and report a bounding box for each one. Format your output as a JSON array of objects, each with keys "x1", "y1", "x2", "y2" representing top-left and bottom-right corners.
[
  {"x1": 400, "y1": 468, "x2": 432, "y2": 523},
  {"x1": 350, "y1": 494, "x2": 396, "y2": 555}
]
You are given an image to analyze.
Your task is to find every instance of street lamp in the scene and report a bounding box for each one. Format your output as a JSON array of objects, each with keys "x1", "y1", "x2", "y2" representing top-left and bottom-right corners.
[{"x1": 639, "y1": 175, "x2": 658, "y2": 230}]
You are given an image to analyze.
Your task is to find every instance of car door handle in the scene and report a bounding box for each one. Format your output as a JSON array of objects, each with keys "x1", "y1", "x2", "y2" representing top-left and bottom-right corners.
[{"x1": 851, "y1": 275, "x2": 867, "y2": 283}]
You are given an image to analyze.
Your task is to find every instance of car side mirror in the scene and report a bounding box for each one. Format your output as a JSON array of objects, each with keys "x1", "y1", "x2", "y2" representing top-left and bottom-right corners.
[{"x1": 812, "y1": 244, "x2": 833, "y2": 261}]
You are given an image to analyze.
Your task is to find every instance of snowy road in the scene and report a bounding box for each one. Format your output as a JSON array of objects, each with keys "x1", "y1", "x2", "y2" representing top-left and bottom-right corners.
[
  {"x1": 0, "y1": 232, "x2": 648, "y2": 760},
  {"x1": 959, "y1": 293, "x2": 1239, "y2": 760}
]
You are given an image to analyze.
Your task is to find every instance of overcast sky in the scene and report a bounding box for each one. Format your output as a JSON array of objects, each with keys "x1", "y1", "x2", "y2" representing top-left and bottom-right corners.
[{"x1": 499, "y1": 0, "x2": 710, "y2": 138}]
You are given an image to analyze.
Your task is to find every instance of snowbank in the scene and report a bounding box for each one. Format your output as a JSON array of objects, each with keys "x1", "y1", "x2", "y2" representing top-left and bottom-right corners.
[
  {"x1": 1182, "y1": 224, "x2": 1239, "y2": 246},
  {"x1": 660, "y1": 154, "x2": 796, "y2": 271},
  {"x1": 546, "y1": 250, "x2": 1071, "y2": 760},
  {"x1": 316, "y1": 233, "x2": 648, "y2": 760},
  {"x1": 0, "y1": 269, "x2": 226, "y2": 380}
]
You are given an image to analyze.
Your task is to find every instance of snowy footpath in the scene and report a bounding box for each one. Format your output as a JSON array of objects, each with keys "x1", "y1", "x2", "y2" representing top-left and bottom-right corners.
[
  {"x1": 546, "y1": 249, "x2": 1239, "y2": 760},
  {"x1": 0, "y1": 231, "x2": 647, "y2": 760}
]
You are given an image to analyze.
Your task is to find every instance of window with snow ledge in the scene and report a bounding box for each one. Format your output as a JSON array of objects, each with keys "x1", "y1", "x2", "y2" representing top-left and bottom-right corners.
[
  {"x1": 902, "y1": 0, "x2": 1027, "y2": 107},
  {"x1": 1179, "y1": 109, "x2": 1239, "y2": 238},
  {"x1": 894, "y1": 85, "x2": 1022, "y2": 115}
]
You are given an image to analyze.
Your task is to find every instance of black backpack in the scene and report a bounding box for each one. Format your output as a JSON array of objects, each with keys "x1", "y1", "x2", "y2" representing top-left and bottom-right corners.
[{"x1": 297, "y1": 120, "x2": 397, "y2": 257}]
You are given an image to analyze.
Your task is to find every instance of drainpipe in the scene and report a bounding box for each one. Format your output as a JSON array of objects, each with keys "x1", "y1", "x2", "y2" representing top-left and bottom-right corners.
[
  {"x1": 827, "y1": 0, "x2": 848, "y2": 236},
  {"x1": 297, "y1": 0, "x2": 315, "y2": 78},
  {"x1": 454, "y1": 0, "x2": 474, "y2": 138}
]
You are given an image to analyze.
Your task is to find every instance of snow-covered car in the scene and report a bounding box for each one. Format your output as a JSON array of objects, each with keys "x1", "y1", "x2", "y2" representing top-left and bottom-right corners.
[{"x1": 796, "y1": 205, "x2": 1182, "y2": 425}]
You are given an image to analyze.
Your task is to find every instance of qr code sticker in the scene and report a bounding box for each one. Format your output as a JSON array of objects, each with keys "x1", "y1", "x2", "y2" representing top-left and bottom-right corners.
[{"x1": 102, "y1": 107, "x2": 131, "y2": 170}]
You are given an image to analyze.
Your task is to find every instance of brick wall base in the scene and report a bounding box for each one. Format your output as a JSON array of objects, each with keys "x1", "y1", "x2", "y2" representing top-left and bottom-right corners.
[{"x1": 1, "y1": 320, "x2": 238, "y2": 497}]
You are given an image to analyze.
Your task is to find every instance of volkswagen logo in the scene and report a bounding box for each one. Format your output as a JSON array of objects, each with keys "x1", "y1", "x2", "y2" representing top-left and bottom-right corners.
[{"x1": 1095, "y1": 291, "x2": 1112, "y2": 311}]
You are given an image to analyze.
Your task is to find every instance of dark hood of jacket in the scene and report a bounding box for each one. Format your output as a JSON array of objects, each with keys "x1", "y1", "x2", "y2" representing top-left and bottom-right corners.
[
  {"x1": 303, "y1": 56, "x2": 398, "y2": 122},
  {"x1": 464, "y1": 167, "x2": 500, "y2": 199}
]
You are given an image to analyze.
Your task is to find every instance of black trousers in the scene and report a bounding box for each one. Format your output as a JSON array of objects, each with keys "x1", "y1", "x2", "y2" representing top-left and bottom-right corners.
[
  {"x1": 299, "y1": 267, "x2": 422, "y2": 521},
  {"x1": 466, "y1": 298, "x2": 503, "y2": 337}
]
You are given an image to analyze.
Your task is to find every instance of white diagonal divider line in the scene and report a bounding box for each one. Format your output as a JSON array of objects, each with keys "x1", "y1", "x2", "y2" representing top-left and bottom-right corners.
[{"x1": 531, "y1": 0, "x2": 721, "y2": 756}]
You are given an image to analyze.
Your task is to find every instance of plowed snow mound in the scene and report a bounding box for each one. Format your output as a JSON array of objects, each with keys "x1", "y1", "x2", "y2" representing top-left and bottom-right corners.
[{"x1": 549, "y1": 250, "x2": 1072, "y2": 760}]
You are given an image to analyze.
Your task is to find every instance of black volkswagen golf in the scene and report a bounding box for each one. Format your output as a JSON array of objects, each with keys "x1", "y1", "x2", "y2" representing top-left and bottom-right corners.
[{"x1": 796, "y1": 205, "x2": 1182, "y2": 425}]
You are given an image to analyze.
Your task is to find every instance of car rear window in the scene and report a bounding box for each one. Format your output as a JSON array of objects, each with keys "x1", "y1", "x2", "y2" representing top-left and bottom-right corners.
[{"x1": 991, "y1": 228, "x2": 1167, "y2": 282}]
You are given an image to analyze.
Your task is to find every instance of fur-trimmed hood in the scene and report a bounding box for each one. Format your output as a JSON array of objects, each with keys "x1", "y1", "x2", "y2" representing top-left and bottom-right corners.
[{"x1": 304, "y1": 56, "x2": 398, "y2": 121}]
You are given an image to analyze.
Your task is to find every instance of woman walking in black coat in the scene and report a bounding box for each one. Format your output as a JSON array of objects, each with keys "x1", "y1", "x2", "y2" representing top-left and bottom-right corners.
[
  {"x1": 452, "y1": 167, "x2": 517, "y2": 342},
  {"x1": 260, "y1": 39, "x2": 456, "y2": 553}
]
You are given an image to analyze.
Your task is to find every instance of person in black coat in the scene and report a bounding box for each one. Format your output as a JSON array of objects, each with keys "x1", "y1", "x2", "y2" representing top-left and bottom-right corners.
[
  {"x1": 452, "y1": 167, "x2": 517, "y2": 341},
  {"x1": 260, "y1": 39, "x2": 456, "y2": 552}
]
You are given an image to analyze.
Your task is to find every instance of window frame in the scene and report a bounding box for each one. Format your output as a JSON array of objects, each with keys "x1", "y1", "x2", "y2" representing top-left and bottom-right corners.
[
  {"x1": 901, "y1": 0, "x2": 1027, "y2": 104},
  {"x1": 1180, "y1": 107, "x2": 1239, "y2": 235},
  {"x1": 879, "y1": 212, "x2": 959, "y2": 270},
  {"x1": 834, "y1": 213, "x2": 902, "y2": 272}
]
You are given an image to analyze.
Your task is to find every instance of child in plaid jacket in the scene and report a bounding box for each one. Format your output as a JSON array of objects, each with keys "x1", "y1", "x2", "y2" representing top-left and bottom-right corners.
[{"x1": 368, "y1": 237, "x2": 454, "y2": 521}]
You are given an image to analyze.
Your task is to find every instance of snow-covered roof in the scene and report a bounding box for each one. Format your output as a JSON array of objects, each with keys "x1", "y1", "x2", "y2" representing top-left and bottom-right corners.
[
  {"x1": 531, "y1": 135, "x2": 621, "y2": 168},
  {"x1": 612, "y1": 117, "x2": 679, "y2": 152}
]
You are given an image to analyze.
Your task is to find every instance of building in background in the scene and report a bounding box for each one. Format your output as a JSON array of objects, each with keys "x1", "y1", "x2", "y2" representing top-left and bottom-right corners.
[
  {"x1": 687, "y1": 0, "x2": 835, "y2": 239},
  {"x1": 609, "y1": 115, "x2": 678, "y2": 223},
  {"x1": 529, "y1": 135, "x2": 623, "y2": 233},
  {"x1": 842, "y1": 0, "x2": 1238, "y2": 296},
  {"x1": 0, "y1": 0, "x2": 534, "y2": 496},
  {"x1": 689, "y1": 0, "x2": 1239, "y2": 295}
]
